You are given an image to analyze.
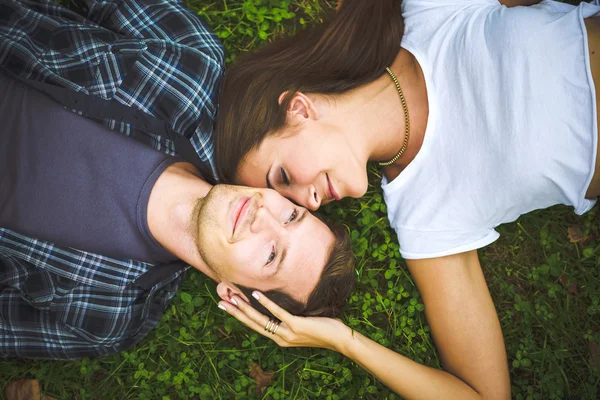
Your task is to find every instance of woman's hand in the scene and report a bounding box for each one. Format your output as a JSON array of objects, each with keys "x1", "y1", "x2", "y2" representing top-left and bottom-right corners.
[{"x1": 218, "y1": 292, "x2": 350, "y2": 353}]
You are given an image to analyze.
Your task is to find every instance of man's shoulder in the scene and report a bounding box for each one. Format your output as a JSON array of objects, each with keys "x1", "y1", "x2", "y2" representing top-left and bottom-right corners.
[
  {"x1": 0, "y1": 0, "x2": 222, "y2": 181},
  {"x1": 0, "y1": 0, "x2": 224, "y2": 82},
  {"x1": 85, "y1": 0, "x2": 225, "y2": 63}
]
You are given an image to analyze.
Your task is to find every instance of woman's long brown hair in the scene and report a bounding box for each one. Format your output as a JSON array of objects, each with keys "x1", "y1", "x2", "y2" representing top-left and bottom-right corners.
[{"x1": 215, "y1": 0, "x2": 404, "y2": 183}]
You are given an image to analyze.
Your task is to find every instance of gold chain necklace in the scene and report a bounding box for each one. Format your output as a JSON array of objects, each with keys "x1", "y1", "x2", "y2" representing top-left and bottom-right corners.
[{"x1": 378, "y1": 67, "x2": 410, "y2": 167}]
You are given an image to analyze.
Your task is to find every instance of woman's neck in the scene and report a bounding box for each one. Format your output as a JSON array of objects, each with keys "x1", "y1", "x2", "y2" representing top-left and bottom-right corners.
[{"x1": 344, "y1": 49, "x2": 429, "y2": 171}]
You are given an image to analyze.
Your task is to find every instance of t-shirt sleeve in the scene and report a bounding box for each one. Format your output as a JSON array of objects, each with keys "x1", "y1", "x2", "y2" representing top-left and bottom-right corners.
[
  {"x1": 403, "y1": 0, "x2": 499, "y2": 9},
  {"x1": 395, "y1": 226, "x2": 500, "y2": 260},
  {"x1": 402, "y1": 0, "x2": 500, "y2": 5}
]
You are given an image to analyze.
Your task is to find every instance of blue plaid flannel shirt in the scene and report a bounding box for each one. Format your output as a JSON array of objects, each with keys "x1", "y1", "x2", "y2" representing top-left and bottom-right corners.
[{"x1": 0, "y1": 0, "x2": 224, "y2": 359}]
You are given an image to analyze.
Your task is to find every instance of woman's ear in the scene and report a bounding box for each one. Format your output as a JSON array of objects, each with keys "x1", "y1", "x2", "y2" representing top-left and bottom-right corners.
[
  {"x1": 279, "y1": 91, "x2": 319, "y2": 121},
  {"x1": 216, "y1": 281, "x2": 251, "y2": 304}
]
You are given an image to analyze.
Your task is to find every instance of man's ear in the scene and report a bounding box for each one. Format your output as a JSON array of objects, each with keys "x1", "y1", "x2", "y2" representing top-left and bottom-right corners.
[
  {"x1": 278, "y1": 91, "x2": 319, "y2": 121},
  {"x1": 216, "y1": 281, "x2": 251, "y2": 304}
]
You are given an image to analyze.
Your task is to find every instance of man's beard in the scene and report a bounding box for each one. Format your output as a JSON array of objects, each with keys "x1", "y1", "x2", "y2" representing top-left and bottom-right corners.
[{"x1": 192, "y1": 185, "x2": 231, "y2": 276}]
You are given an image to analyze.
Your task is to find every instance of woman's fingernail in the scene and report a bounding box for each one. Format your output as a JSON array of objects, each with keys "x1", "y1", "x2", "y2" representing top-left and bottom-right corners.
[
  {"x1": 252, "y1": 292, "x2": 260, "y2": 300},
  {"x1": 218, "y1": 304, "x2": 227, "y2": 311},
  {"x1": 230, "y1": 297, "x2": 238, "y2": 306}
]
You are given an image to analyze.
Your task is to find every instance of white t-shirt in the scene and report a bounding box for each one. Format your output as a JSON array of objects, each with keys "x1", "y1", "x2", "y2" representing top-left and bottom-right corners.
[{"x1": 382, "y1": 0, "x2": 600, "y2": 259}]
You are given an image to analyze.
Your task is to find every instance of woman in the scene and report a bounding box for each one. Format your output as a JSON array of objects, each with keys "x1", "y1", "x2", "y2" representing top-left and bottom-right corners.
[{"x1": 214, "y1": 0, "x2": 600, "y2": 398}]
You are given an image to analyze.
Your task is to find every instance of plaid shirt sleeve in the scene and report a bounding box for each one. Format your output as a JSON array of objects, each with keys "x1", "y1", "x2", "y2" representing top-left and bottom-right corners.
[
  {"x1": 0, "y1": 0, "x2": 224, "y2": 181},
  {"x1": 83, "y1": 0, "x2": 224, "y2": 60},
  {"x1": 0, "y1": 228, "x2": 188, "y2": 360}
]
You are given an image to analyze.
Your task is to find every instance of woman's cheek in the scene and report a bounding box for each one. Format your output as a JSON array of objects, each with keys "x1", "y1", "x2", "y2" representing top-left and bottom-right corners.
[
  {"x1": 348, "y1": 172, "x2": 369, "y2": 199},
  {"x1": 292, "y1": 167, "x2": 320, "y2": 186}
]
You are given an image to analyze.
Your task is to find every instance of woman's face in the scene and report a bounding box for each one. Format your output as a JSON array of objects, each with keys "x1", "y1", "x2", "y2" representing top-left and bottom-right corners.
[{"x1": 236, "y1": 119, "x2": 369, "y2": 211}]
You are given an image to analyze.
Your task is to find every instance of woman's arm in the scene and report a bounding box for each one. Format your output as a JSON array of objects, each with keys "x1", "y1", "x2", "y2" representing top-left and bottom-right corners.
[
  {"x1": 219, "y1": 250, "x2": 508, "y2": 399},
  {"x1": 336, "y1": 326, "x2": 486, "y2": 399},
  {"x1": 219, "y1": 295, "x2": 481, "y2": 399},
  {"x1": 407, "y1": 250, "x2": 511, "y2": 399}
]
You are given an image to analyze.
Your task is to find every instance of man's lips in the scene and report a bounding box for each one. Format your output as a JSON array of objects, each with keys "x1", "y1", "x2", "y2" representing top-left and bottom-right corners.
[
  {"x1": 326, "y1": 174, "x2": 341, "y2": 201},
  {"x1": 232, "y1": 196, "x2": 251, "y2": 235}
]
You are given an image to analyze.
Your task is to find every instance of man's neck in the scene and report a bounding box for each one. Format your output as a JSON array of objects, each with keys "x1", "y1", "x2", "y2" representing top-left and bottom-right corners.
[{"x1": 147, "y1": 162, "x2": 217, "y2": 280}]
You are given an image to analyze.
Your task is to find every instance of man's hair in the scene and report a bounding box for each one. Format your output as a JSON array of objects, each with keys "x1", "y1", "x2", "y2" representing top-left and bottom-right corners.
[{"x1": 236, "y1": 222, "x2": 355, "y2": 319}]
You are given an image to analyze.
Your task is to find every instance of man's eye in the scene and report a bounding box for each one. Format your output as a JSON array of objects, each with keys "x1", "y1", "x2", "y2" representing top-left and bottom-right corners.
[
  {"x1": 280, "y1": 167, "x2": 290, "y2": 186},
  {"x1": 286, "y1": 209, "x2": 298, "y2": 224},
  {"x1": 266, "y1": 247, "x2": 276, "y2": 265}
]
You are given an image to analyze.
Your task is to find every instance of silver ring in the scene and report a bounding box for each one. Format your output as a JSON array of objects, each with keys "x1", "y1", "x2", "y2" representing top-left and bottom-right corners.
[
  {"x1": 271, "y1": 322, "x2": 280, "y2": 335},
  {"x1": 264, "y1": 319, "x2": 274, "y2": 332}
]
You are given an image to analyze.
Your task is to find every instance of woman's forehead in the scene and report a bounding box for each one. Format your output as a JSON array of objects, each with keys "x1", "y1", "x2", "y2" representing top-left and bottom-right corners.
[{"x1": 236, "y1": 149, "x2": 271, "y2": 187}]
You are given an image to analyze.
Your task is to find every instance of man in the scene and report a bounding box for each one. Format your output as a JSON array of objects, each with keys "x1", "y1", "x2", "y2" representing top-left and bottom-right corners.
[{"x1": 0, "y1": 0, "x2": 355, "y2": 359}]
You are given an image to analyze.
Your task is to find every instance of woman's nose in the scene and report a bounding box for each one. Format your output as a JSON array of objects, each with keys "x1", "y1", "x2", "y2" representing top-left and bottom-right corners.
[
  {"x1": 280, "y1": 185, "x2": 320, "y2": 211},
  {"x1": 305, "y1": 185, "x2": 321, "y2": 211}
]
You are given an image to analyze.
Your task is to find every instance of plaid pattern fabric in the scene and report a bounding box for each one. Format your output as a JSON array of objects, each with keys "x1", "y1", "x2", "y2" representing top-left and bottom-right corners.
[
  {"x1": 0, "y1": 229, "x2": 189, "y2": 359},
  {"x1": 0, "y1": 0, "x2": 224, "y2": 180},
  {"x1": 0, "y1": 0, "x2": 222, "y2": 359}
]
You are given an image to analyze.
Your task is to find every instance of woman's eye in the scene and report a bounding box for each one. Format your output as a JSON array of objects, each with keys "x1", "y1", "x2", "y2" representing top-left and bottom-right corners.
[
  {"x1": 280, "y1": 167, "x2": 290, "y2": 186},
  {"x1": 286, "y1": 208, "x2": 298, "y2": 224},
  {"x1": 266, "y1": 248, "x2": 276, "y2": 265}
]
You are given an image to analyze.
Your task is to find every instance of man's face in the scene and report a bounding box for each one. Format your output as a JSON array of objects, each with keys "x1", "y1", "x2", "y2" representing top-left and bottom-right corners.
[{"x1": 196, "y1": 185, "x2": 334, "y2": 303}]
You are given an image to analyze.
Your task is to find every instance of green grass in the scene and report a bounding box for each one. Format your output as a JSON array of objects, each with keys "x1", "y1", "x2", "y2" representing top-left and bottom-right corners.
[{"x1": 1, "y1": 1, "x2": 600, "y2": 399}]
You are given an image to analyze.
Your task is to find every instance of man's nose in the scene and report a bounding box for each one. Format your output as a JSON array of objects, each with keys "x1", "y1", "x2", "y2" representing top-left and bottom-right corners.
[{"x1": 250, "y1": 206, "x2": 284, "y2": 234}]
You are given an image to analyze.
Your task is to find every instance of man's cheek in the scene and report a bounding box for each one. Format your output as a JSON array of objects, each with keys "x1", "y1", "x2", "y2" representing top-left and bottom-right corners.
[{"x1": 231, "y1": 244, "x2": 256, "y2": 269}]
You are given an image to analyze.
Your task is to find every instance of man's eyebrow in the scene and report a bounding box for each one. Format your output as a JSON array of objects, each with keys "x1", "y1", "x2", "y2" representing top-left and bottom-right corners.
[
  {"x1": 277, "y1": 209, "x2": 308, "y2": 271},
  {"x1": 266, "y1": 165, "x2": 273, "y2": 189},
  {"x1": 278, "y1": 242, "x2": 289, "y2": 272},
  {"x1": 296, "y1": 208, "x2": 308, "y2": 225}
]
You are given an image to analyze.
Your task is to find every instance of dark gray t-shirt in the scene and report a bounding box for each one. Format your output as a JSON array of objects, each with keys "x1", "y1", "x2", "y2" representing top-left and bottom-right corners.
[{"x1": 0, "y1": 72, "x2": 178, "y2": 264}]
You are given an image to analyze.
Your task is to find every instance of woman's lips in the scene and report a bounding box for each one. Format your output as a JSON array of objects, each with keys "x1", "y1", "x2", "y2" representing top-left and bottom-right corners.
[
  {"x1": 232, "y1": 196, "x2": 251, "y2": 235},
  {"x1": 326, "y1": 174, "x2": 341, "y2": 201}
]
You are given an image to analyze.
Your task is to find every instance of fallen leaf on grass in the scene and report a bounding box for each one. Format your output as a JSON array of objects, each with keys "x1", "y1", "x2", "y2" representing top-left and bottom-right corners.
[
  {"x1": 249, "y1": 362, "x2": 276, "y2": 396},
  {"x1": 5, "y1": 379, "x2": 56, "y2": 400},
  {"x1": 568, "y1": 283, "x2": 580, "y2": 296},
  {"x1": 559, "y1": 274, "x2": 569, "y2": 287},
  {"x1": 567, "y1": 225, "x2": 589, "y2": 243},
  {"x1": 558, "y1": 274, "x2": 580, "y2": 296}
]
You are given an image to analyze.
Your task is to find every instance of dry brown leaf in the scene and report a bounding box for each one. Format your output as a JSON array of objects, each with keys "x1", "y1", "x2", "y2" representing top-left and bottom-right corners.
[
  {"x1": 5, "y1": 379, "x2": 56, "y2": 400},
  {"x1": 567, "y1": 225, "x2": 590, "y2": 243},
  {"x1": 249, "y1": 362, "x2": 276, "y2": 396},
  {"x1": 559, "y1": 274, "x2": 569, "y2": 287},
  {"x1": 559, "y1": 274, "x2": 579, "y2": 296},
  {"x1": 568, "y1": 282, "x2": 580, "y2": 297}
]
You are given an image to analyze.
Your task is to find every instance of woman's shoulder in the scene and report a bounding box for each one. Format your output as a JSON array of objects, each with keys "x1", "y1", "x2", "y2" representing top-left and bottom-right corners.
[
  {"x1": 401, "y1": 0, "x2": 499, "y2": 53},
  {"x1": 402, "y1": 0, "x2": 499, "y2": 20}
]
